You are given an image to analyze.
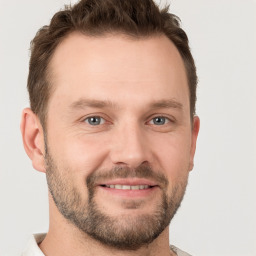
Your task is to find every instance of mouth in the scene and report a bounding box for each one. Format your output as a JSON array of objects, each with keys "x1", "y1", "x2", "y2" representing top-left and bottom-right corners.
[
  {"x1": 101, "y1": 184, "x2": 155, "y2": 190},
  {"x1": 97, "y1": 179, "x2": 159, "y2": 198}
]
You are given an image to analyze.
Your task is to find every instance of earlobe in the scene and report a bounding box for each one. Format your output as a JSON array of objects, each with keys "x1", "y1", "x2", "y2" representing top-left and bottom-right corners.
[
  {"x1": 20, "y1": 108, "x2": 46, "y2": 173},
  {"x1": 189, "y1": 116, "x2": 200, "y2": 171}
]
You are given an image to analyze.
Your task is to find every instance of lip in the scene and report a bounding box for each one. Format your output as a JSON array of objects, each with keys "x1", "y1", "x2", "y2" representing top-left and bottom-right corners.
[
  {"x1": 96, "y1": 178, "x2": 159, "y2": 198},
  {"x1": 98, "y1": 178, "x2": 158, "y2": 187}
]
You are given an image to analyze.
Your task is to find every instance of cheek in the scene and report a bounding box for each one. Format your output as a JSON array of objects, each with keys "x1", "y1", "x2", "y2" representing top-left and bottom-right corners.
[
  {"x1": 47, "y1": 133, "x2": 111, "y2": 201},
  {"x1": 50, "y1": 132, "x2": 110, "y2": 177},
  {"x1": 151, "y1": 132, "x2": 192, "y2": 180}
]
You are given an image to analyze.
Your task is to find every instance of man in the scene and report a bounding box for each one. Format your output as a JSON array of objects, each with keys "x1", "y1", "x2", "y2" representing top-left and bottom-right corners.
[{"x1": 20, "y1": 0, "x2": 200, "y2": 255}]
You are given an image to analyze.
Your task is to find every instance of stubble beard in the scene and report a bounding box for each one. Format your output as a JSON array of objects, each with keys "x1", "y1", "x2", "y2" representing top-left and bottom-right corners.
[{"x1": 45, "y1": 148, "x2": 188, "y2": 250}]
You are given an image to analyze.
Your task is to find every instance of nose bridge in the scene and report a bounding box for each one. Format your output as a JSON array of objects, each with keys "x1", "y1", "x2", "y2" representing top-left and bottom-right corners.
[{"x1": 110, "y1": 119, "x2": 150, "y2": 168}]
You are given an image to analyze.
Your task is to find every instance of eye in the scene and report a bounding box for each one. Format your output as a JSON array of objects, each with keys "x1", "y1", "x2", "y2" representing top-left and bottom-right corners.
[
  {"x1": 149, "y1": 116, "x2": 171, "y2": 125},
  {"x1": 84, "y1": 116, "x2": 106, "y2": 126}
]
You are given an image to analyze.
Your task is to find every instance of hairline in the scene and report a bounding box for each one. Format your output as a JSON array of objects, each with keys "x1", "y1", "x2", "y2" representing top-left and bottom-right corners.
[{"x1": 41, "y1": 31, "x2": 194, "y2": 131}]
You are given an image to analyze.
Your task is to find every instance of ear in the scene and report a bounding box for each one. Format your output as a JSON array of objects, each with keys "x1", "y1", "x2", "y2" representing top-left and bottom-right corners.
[
  {"x1": 189, "y1": 116, "x2": 200, "y2": 171},
  {"x1": 20, "y1": 108, "x2": 46, "y2": 173}
]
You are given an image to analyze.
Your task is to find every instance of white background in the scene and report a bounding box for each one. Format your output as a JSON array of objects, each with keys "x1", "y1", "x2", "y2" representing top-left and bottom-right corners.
[{"x1": 0, "y1": 0, "x2": 255, "y2": 255}]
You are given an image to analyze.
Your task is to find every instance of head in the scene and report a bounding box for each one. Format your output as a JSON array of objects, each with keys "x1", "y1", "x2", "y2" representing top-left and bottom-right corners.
[
  {"x1": 21, "y1": 0, "x2": 199, "y2": 251},
  {"x1": 28, "y1": 0, "x2": 197, "y2": 128}
]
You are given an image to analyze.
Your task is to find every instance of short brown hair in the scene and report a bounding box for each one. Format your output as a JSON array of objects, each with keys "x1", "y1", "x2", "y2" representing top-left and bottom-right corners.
[{"x1": 28, "y1": 0, "x2": 198, "y2": 128}]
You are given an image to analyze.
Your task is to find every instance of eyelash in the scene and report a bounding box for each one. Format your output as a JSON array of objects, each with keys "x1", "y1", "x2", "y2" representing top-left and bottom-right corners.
[
  {"x1": 83, "y1": 115, "x2": 174, "y2": 127},
  {"x1": 148, "y1": 116, "x2": 172, "y2": 125},
  {"x1": 84, "y1": 116, "x2": 107, "y2": 126}
]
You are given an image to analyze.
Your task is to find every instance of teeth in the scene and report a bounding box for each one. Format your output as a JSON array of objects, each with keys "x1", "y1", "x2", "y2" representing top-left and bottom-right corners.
[{"x1": 105, "y1": 185, "x2": 150, "y2": 190}]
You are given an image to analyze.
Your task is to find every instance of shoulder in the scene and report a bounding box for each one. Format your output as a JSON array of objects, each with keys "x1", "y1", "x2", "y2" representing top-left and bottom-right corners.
[
  {"x1": 170, "y1": 245, "x2": 192, "y2": 256},
  {"x1": 21, "y1": 233, "x2": 46, "y2": 256}
]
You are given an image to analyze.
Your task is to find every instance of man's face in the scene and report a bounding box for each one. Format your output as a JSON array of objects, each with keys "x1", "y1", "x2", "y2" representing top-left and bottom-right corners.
[{"x1": 44, "y1": 33, "x2": 199, "y2": 249}]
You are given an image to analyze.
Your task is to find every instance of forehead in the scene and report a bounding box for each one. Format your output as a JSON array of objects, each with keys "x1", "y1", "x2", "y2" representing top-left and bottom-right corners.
[{"x1": 48, "y1": 32, "x2": 189, "y2": 113}]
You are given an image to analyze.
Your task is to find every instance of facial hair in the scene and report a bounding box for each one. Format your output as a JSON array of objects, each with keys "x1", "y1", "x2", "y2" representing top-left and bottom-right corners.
[{"x1": 45, "y1": 147, "x2": 188, "y2": 250}]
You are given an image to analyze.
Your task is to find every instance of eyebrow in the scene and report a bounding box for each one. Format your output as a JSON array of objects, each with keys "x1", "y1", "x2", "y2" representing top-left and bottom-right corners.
[
  {"x1": 150, "y1": 99, "x2": 183, "y2": 110},
  {"x1": 70, "y1": 98, "x2": 183, "y2": 111},
  {"x1": 70, "y1": 99, "x2": 119, "y2": 110}
]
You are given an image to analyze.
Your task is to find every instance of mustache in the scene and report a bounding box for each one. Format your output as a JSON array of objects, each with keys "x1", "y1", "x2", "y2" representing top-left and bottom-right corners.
[{"x1": 86, "y1": 163, "x2": 169, "y2": 189}]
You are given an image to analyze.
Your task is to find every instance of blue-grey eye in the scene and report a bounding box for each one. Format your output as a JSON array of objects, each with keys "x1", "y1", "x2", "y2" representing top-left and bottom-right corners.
[
  {"x1": 85, "y1": 116, "x2": 105, "y2": 126},
  {"x1": 151, "y1": 117, "x2": 169, "y2": 125}
]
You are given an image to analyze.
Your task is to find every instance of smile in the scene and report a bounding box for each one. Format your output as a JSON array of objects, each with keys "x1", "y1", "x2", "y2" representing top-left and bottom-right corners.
[
  {"x1": 102, "y1": 185, "x2": 152, "y2": 190},
  {"x1": 98, "y1": 180, "x2": 159, "y2": 198}
]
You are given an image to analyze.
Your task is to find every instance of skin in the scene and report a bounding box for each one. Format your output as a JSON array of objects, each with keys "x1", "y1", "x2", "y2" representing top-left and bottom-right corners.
[{"x1": 21, "y1": 32, "x2": 200, "y2": 256}]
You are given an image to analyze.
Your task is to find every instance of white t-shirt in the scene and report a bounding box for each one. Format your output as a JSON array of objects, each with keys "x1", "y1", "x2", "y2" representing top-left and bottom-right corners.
[{"x1": 22, "y1": 233, "x2": 192, "y2": 256}]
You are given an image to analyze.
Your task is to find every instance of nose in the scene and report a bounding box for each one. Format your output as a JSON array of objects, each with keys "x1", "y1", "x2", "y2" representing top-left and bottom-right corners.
[{"x1": 109, "y1": 122, "x2": 151, "y2": 169}]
